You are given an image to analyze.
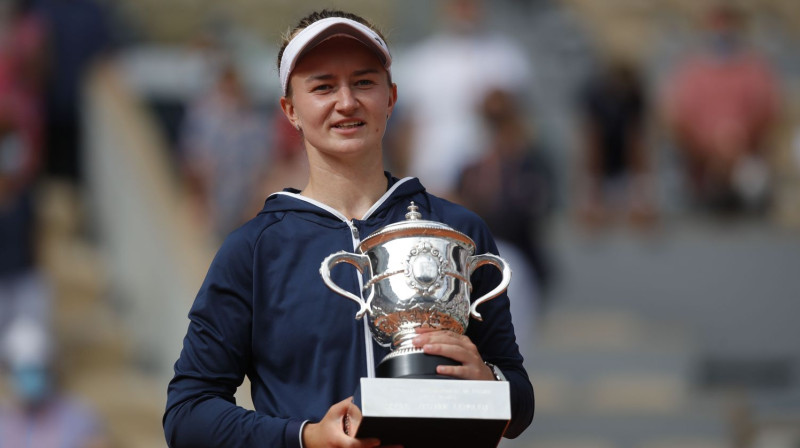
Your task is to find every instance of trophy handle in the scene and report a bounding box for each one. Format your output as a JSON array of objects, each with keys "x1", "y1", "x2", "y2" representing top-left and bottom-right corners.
[
  {"x1": 467, "y1": 253, "x2": 512, "y2": 321},
  {"x1": 320, "y1": 251, "x2": 371, "y2": 320}
]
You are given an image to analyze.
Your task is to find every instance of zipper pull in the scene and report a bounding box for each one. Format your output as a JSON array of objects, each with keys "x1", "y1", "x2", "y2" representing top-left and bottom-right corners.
[{"x1": 350, "y1": 222, "x2": 360, "y2": 240}]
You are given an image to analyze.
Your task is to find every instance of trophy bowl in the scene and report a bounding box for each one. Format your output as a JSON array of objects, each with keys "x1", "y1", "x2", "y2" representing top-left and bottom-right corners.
[{"x1": 320, "y1": 202, "x2": 511, "y2": 378}]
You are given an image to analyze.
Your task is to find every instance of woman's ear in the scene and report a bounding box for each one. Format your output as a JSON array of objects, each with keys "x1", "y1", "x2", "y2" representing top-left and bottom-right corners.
[
  {"x1": 387, "y1": 83, "x2": 398, "y2": 120},
  {"x1": 280, "y1": 96, "x2": 299, "y2": 130}
]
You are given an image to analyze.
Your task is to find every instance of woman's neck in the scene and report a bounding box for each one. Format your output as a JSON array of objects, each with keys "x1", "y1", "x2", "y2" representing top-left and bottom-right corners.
[{"x1": 301, "y1": 154, "x2": 388, "y2": 220}]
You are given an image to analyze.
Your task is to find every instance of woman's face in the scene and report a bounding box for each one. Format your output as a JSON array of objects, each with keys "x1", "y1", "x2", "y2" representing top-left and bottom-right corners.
[{"x1": 281, "y1": 36, "x2": 397, "y2": 161}]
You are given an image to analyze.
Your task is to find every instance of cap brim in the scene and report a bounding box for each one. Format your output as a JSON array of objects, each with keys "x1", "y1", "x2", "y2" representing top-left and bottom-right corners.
[{"x1": 280, "y1": 17, "x2": 392, "y2": 95}]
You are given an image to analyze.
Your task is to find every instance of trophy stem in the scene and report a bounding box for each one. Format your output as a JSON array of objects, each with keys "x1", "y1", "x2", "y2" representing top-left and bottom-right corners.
[
  {"x1": 378, "y1": 327, "x2": 459, "y2": 379},
  {"x1": 391, "y1": 329, "x2": 418, "y2": 351}
]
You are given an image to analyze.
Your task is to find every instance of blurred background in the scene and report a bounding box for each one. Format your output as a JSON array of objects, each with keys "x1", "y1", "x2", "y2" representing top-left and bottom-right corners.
[{"x1": 1, "y1": 0, "x2": 799, "y2": 447}]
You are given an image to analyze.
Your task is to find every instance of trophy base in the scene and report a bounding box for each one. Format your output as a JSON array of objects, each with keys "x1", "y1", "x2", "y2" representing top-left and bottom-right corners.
[
  {"x1": 354, "y1": 377, "x2": 511, "y2": 448},
  {"x1": 376, "y1": 351, "x2": 459, "y2": 379}
]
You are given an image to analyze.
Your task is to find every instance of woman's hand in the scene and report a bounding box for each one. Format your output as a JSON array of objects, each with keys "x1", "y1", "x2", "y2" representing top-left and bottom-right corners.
[
  {"x1": 412, "y1": 328, "x2": 496, "y2": 381},
  {"x1": 302, "y1": 397, "x2": 402, "y2": 448}
]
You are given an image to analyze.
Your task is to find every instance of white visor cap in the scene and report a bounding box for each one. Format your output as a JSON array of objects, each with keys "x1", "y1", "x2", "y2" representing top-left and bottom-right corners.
[{"x1": 279, "y1": 17, "x2": 392, "y2": 96}]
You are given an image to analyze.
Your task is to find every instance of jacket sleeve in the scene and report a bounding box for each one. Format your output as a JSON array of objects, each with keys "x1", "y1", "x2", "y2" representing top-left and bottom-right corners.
[
  {"x1": 465, "y1": 221, "x2": 535, "y2": 439},
  {"x1": 163, "y1": 232, "x2": 305, "y2": 448}
]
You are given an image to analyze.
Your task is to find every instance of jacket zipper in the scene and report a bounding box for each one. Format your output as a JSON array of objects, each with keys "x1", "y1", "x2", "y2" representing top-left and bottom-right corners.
[
  {"x1": 348, "y1": 221, "x2": 360, "y2": 245},
  {"x1": 346, "y1": 219, "x2": 375, "y2": 379}
]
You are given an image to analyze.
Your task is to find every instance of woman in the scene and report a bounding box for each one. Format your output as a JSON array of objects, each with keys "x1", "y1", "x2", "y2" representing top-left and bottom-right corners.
[{"x1": 164, "y1": 10, "x2": 534, "y2": 448}]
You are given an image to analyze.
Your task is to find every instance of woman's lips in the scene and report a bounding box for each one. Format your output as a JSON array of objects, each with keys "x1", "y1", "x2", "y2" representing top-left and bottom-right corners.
[{"x1": 332, "y1": 120, "x2": 365, "y2": 129}]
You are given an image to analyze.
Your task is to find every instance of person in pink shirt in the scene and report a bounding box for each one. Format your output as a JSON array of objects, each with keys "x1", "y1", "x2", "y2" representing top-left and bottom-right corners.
[{"x1": 663, "y1": 4, "x2": 780, "y2": 213}]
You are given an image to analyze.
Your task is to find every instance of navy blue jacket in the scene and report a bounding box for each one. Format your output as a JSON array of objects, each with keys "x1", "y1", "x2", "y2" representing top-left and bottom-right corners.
[{"x1": 163, "y1": 175, "x2": 534, "y2": 447}]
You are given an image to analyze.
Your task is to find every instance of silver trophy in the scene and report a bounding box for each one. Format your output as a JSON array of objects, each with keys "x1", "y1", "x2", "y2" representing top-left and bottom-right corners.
[{"x1": 320, "y1": 202, "x2": 511, "y2": 378}]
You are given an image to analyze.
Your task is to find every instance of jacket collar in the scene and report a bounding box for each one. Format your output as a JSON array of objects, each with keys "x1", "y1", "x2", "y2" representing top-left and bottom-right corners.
[{"x1": 260, "y1": 173, "x2": 426, "y2": 224}]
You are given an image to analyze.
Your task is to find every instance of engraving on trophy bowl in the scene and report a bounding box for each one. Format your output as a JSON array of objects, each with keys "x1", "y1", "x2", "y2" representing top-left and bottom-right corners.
[
  {"x1": 406, "y1": 242, "x2": 445, "y2": 292},
  {"x1": 372, "y1": 309, "x2": 465, "y2": 345},
  {"x1": 411, "y1": 254, "x2": 438, "y2": 285}
]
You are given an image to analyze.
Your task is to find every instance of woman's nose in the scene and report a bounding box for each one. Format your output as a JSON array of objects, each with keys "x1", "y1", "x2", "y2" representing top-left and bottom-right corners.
[{"x1": 335, "y1": 87, "x2": 358, "y2": 113}]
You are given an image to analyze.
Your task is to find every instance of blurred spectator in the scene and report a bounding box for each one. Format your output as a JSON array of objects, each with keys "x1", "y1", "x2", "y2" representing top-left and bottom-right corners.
[
  {"x1": 0, "y1": 317, "x2": 109, "y2": 448},
  {"x1": 661, "y1": 4, "x2": 780, "y2": 214},
  {"x1": 0, "y1": 0, "x2": 46, "y2": 104},
  {"x1": 393, "y1": 0, "x2": 534, "y2": 198},
  {"x1": 0, "y1": 0, "x2": 49, "y2": 343},
  {"x1": 456, "y1": 88, "x2": 555, "y2": 305},
  {"x1": 178, "y1": 62, "x2": 271, "y2": 240},
  {"x1": 576, "y1": 58, "x2": 657, "y2": 229},
  {"x1": 35, "y1": 0, "x2": 116, "y2": 185},
  {"x1": 0, "y1": 0, "x2": 45, "y2": 167}
]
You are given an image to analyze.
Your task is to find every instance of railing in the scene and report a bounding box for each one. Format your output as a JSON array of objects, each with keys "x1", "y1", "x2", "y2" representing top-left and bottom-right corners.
[{"x1": 84, "y1": 60, "x2": 216, "y2": 381}]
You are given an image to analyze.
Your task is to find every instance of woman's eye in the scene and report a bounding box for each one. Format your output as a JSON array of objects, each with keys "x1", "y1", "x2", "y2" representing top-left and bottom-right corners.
[
  {"x1": 355, "y1": 79, "x2": 376, "y2": 87},
  {"x1": 312, "y1": 84, "x2": 332, "y2": 92}
]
